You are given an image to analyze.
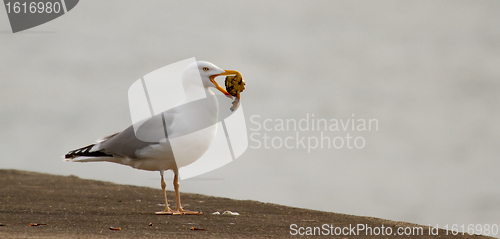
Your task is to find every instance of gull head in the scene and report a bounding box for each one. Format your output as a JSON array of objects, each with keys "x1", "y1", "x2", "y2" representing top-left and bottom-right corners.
[{"x1": 183, "y1": 61, "x2": 239, "y2": 99}]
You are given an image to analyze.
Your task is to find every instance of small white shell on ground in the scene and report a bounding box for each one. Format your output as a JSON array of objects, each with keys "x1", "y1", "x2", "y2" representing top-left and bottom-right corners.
[
  {"x1": 222, "y1": 211, "x2": 240, "y2": 216},
  {"x1": 212, "y1": 211, "x2": 220, "y2": 215}
]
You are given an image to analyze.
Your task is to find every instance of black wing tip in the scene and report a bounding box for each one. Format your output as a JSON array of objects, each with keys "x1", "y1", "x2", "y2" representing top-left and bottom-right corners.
[{"x1": 65, "y1": 144, "x2": 113, "y2": 159}]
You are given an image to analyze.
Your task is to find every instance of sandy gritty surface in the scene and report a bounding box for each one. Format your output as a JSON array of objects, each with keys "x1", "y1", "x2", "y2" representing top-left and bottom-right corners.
[{"x1": 0, "y1": 170, "x2": 495, "y2": 238}]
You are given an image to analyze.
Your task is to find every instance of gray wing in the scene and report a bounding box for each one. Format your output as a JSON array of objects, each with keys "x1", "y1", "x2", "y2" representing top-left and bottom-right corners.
[
  {"x1": 97, "y1": 113, "x2": 171, "y2": 159},
  {"x1": 93, "y1": 95, "x2": 225, "y2": 160}
]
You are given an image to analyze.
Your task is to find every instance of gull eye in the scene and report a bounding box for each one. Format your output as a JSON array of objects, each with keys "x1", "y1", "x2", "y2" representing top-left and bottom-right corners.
[{"x1": 203, "y1": 67, "x2": 209, "y2": 72}]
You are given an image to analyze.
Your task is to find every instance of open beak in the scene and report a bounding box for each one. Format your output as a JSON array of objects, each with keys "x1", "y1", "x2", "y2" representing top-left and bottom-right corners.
[{"x1": 210, "y1": 70, "x2": 240, "y2": 99}]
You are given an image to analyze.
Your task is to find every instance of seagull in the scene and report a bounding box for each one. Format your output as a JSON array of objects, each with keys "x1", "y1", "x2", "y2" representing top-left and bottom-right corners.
[{"x1": 63, "y1": 61, "x2": 239, "y2": 215}]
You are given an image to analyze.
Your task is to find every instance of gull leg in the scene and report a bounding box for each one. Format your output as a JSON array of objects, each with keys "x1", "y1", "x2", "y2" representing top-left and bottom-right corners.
[
  {"x1": 173, "y1": 174, "x2": 202, "y2": 215},
  {"x1": 156, "y1": 170, "x2": 176, "y2": 215}
]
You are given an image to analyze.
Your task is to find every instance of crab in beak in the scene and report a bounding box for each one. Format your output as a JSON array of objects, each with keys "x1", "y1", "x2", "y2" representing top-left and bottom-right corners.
[{"x1": 209, "y1": 70, "x2": 240, "y2": 99}]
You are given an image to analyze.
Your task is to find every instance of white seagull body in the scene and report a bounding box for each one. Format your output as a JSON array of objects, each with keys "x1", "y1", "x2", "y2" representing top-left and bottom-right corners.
[{"x1": 64, "y1": 61, "x2": 238, "y2": 215}]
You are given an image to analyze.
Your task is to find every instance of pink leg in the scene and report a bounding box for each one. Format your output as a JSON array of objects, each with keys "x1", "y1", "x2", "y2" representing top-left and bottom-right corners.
[
  {"x1": 155, "y1": 171, "x2": 177, "y2": 215},
  {"x1": 173, "y1": 174, "x2": 202, "y2": 215}
]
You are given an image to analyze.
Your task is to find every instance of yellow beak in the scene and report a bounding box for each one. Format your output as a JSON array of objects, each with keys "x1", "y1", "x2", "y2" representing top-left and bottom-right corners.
[{"x1": 210, "y1": 70, "x2": 240, "y2": 99}]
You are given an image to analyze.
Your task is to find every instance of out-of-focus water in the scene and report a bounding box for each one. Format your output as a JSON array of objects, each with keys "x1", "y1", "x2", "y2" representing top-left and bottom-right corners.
[{"x1": 1, "y1": 0, "x2": 499, "y2": 229}]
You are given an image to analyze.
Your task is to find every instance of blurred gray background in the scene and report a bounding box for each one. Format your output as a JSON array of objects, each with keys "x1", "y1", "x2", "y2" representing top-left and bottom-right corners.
[{"x1": 1, "y1": 0, "x2": 499, "y2": 228}]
